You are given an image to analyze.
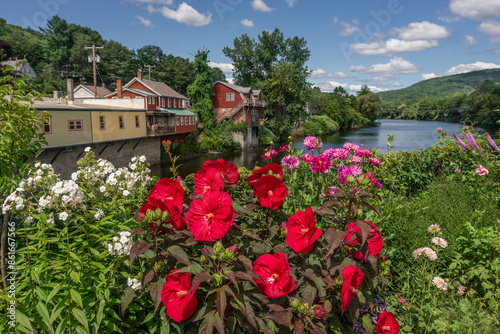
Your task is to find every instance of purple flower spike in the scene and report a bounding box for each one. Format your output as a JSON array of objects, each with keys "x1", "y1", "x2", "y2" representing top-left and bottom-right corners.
[
  {"x1": 486, "y1": 133, "x2": 500, "y2": 152},
  {"x1": 453, "y1": 133, "x2": 468, "y2": 150},
  {"x1": 464, "y1": 133, "x2": 480, "y2": 151}
]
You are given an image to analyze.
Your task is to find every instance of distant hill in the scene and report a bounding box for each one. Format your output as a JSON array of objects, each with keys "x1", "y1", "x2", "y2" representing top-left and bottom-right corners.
[{"x1": 378, "y1": 69, "x2": 500, "y2": 101}]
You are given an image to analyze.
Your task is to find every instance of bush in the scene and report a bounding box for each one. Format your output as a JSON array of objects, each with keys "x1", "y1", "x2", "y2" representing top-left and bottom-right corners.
[{"x1": 303, "y1": 115, "x2": 340, "y2": 135}]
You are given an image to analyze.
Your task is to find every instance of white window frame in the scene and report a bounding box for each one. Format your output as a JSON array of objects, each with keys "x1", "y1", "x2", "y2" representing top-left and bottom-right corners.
[{"x1": 226, "y1": 93, "x2": 235, "y2": 101}]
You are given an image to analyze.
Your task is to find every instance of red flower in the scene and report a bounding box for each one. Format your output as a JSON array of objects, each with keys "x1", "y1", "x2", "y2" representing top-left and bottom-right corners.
[
  {"x1": 343, "y1": 220, "x2": 384, "y2": 262},
  {"x1": 203, "y1": 159, "x2": 240, "y2": 185},
  {"x1": 148, "y1": 178, "x2": 184, "y2": 211},
  {"x1": 253, "y1": 253, "x2": 295, "y2": 299},
  {"x1": 138, "y1": 198, "x2": 185, "y2": 230},
  {"x1": 376, "y1": 312, "x2": 400, "y2": 334},
  {"x1": 313, "y1": 306, "x2": 326, "y2": 318},
  {"x1": 341, "y1": 265, "x2": 364, "y2": 310},
  {"x1": 247, "y1": 163, "x2": 284, "y2": 188},
  {"x1": 286, "y1": 206, "x2": 322, "y2": 253},
  {"x1": 194, "y1": 167, "x2": 224, "y2": 196},
  {"x1": 185, "y1": 191, "x2": 235, "y2": 241},
  {"x1": 161, "y1": 270, "x2": 199, "y2": 322},
  {"x1": 253, "y1": 175, "x2": 288, "y2": 209}
]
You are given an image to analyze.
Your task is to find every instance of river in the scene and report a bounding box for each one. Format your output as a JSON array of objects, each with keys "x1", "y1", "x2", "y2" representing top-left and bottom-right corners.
[{"x1": 150, "y1": 119, "x2": 485, "y2": 178}]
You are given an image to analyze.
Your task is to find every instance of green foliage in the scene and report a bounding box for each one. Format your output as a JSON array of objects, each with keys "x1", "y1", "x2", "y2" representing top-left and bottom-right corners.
[
  {"x1": 258, "y1": 125, "x2": 278, "y2": 145},
  {"x1": 187, "y1": 50, "x2": 215, "y2": 131},
  {"x1": 302, "y1": 114, "x2": 339, "y2": 135},
  {"x1": 357, "y1": 87, "x2": 381, "y2": 125},
  {"x1": 200, "y1": 121, "x2": 241, "y2": 152},
  {"x1": 173, "y1": 134, "x2": 202, "y2": 157}
]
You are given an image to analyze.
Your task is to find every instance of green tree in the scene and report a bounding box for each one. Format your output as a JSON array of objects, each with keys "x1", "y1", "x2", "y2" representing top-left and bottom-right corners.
[
  {"x1": 187, "y1": 50, "x2": 214, "y2": 131},
  {"x1": 135, "y1": 45, "x2": 164, "y2": 74},
  {"x1": 40, "y1": 16, "x2": 72, "y2": 73},
  {"x1": 211, "y1": 67, "x2": 226, "y2": 84},
  {"x1": 157, "y1": 54, "x2": 195, "y2": 95},
  {"x1": 99, "y1": 39, "x2": 137, "y2": 85},
  {"x1": 356, "y1": 86, "x2": 381, "y2": 124}
]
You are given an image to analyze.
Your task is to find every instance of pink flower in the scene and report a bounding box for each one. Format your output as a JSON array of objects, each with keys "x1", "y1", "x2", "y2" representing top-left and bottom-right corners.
[
  {"x1": 328, "y1": 148, "x2": 349, "y2": 160},
  {"x1": 437, "y1": 127, "x2": 443, "y2": 131},
  {"x1": 349, "y1": 165, "x2": 363, "y2": 177},
  {"x1": 369, "y1": 157, "x2": 381, "y2": 166},
  {"x1": 485, "y1": 133, "x2": 500, "y2": 151},
  {"x1": 279, "y1": 145, "x2": 290, "y2": 152},
  {"x1": 304, "y1": 136, "x2": 322, "y2": 150},
  {"x1": 454, "y1": 168, "x2": 461, "y2": 173},
  {"x1": 310, "y1": 154, "x2": 333, "y2": 174},
  {"x1": 475, "y1": 165, "x2": 489, "y2": 176},
  {"x1": 263, "y1": 149, "x2": 278, "y2": 160},
  {"x1": 343, "y1": 142, "x2": 359, "y2": 152},
  {"x1": 301, "y1": 153, "x2": 315, "y2": 164},
  {"x1": 349, "y1": 156, "x2": 362, "y2": 165},
  {"x1": 281, "y1": 155, "x2": 300, "y2": 170},
  {"x1": 457, "y1": 286, "x2": 466, "y2": 294},
  {"x1": 355, "y1": 148, "x2": 372, "y2": 157}
]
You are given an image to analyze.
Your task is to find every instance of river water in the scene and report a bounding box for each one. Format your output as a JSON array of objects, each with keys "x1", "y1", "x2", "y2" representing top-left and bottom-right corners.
[{"x1": 150, "y1": 119, "x2": 484, "y2": 178}]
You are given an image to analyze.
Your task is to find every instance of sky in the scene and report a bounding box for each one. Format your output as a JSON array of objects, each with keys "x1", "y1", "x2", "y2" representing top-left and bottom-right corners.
[{"x1": 4, "y1": 0, "x2": 500, "y2": 94}]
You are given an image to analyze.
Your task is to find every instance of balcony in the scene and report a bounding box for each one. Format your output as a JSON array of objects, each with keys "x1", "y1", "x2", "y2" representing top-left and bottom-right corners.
[
  {"x1": 244, "y1": 99, "x2": 267, "y2": 108},
  {"x1": 147, "y1": 126, "x2": 176, "y2": 137}
]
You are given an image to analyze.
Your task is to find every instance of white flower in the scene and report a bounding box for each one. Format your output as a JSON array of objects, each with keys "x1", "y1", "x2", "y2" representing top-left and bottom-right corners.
[
  {"x1": 127, "y1": 277, "x2": 142, "y2": 290},
  {"x1": 59, "y1": 212, "x2": 69, "y2": 221},
  {"x1": 36, "y1": 169, "x2": 44, "y2": 176},
  {"x1": 41, "y1": 164, "x2": 49, "y2": 170},
  {"x1": 94, "y1": 208, "x2": 104, "y2": 220},
  {"x1": 84, "y1": 146, "x2": 91, "y2": 152},
  {"x1": 123, "y1": 190, "x2": 130, "y2": 196},
  {"x1": 432, "y1": 237, "x2": 448, "y2": 248},
  {"x1": 47, "y1": 213, "x2": 54, "y2": 225},
  {"x1": 412, "y1": 247, "x2": 437, "y2": 261},
  {"x1": 99, "y1": 186, "x2": 106, "y2": 193},
  {"x1": 432, "y1": 277, "x2": 448, "y2": 291},
  {"x1": 71, "y1": 172, "x2": 80, "y2": 181},
  {"x1": 139, "y1": 155, "x2": 146, "y2": 163},
  {"x1": 35, "y1": 162, "x2": 41, "y2": 167},
  {"x1": 25, "y1": 216, "x2": 33, "y2": 223},
  {"x1": 129, "y1": 163, "x2": 137, "y2": 171},
  {"x1": 131, "y1": 157, "x2": 137, "y2": 163}
]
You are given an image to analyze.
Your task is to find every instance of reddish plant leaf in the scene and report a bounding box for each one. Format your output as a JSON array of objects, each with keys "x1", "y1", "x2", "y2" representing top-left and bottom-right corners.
[
  {"x1": 222, "y1": 284, "x2": 236, "y2": 298},
  {"x1": 148, "y1": 278, "x2": 165, "y2": 314},
  {"x1": 357, "y1": 202, "x2": 382, "y2": 218},
  {"x1": 225, "y1": 270, "x2": 239, "y2": 294},
  {"x1": 230, "y1": 297, "x2": 257, "y2": 329},
  {"x1": 214, "y1": 312, "x2": 225, "y2": 334},
  {"x1": 324, "y1": 228, "x2": 346, "y2": 256},
  {"x1": 237, "y1": 255, "x2": 254, "y2": 271},
  {"x1": 167, "y1": 245, "x2": 192, "y2": 266},
  {"x1": 294, "y1": 321, "x2": 304, "y2": 334},
  {"x1": 141, "y1": 268, "x2": 154, "y2": 287},
  {"x1": 129, "y1": 240, "x2": 152, "y2": 270},
  {"x1": 235, "y1": 271, "x2": 259, "y2": 286},
  {"x1": 244, "y1": 203, "x2": 259, "y2": 212},
  {"x1": 355, "y1": 220, "x2": 371, "y2": 249},
  {"x1": 216, "y1": 288, "x2": 227, "y2": 319},
  {"x1": 190, "y1": 273, "x2": 213, "y2": 293},
  {"x1": 299, "y1": 282, "x2": 317, "y2": 305},
  {"x1": 263, "y1": 311, "x2": 293, "y2": 327},
  {"x1": 129, "y1": 228, "x2": 145, "y2": 236},
  {"x1": 267, "y1": 304, "x2": 286, "y2": 312},
  {"x1": 120, "y1": 286, "x2": 135, "y2": 316},
  {"x1": 249, "y1": 241, "x2": 272, "y2": 254},
  {"x1": 243, "y1": 230, "x2": 263, "y2": 241},
  {"x1": 199, "y1": 311, "x2": 215, "y2": 334}
]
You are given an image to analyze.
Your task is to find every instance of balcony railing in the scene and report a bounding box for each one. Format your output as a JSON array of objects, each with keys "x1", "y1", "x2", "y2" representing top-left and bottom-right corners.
[{"x1": 147, "y1": 126, "x2": 176, "y2": 137}]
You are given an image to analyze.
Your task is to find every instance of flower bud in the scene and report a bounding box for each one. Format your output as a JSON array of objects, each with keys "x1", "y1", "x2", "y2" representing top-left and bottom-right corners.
[
  {"x1": 347, "y1": 175, "x2": 356, "y2": 184},
  {"x1": 225, "y1": 250, "x2": 235, "y2": 260},
  {"x1": 379, "y1": 256, "x2": 387, "y2": 263},
  {"x1": 298, "y1": 304, "x2": 307, "y2": 313},
  {"x1": 335, "y1": 277, "x2": 344, "y2": 286},
  {"x1": 313, "y1": 306, "x2": 326, "y2": 318},
  {"x1": 213, "y1": 273, "x2": 223, "y2": 287},
  {"x1": 228, "y1": 244, "x2": 238, "y2": 255},
  {"x1": 213, "y1": 242, "x2": 224, "y2": 255},
  {"x1": 200, "y1": 255, "x2": 207, "y2": 264},
  {"x1": 136, "y1": 212, "x2": 145, "y2": 222},
  {"x1": 161, "y1": 211, "x2": 170, "y2": 222},
  {"x1": 289, "y1": 298, "x2": 300, "y2": 309}
]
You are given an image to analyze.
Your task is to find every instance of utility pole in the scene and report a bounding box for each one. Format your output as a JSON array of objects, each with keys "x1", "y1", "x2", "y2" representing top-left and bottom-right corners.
[
  {"x1": 85, "y1": 44, "x2": 104, "y2": 99},
  {"x1": 144, "y1": 65, "x2": 155, "y2": 80}
]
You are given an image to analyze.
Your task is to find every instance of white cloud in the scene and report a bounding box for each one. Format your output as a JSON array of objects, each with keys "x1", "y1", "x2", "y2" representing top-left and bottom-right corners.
[
  {"x1": 348, "y1": 57, "x2": 419, "y2": 77},
  {"x1": 227, "y1": 78, "x2": 236, "y2": 84},
  {"x1": 339, "y1": 21, "x2": 359, "y2": 36},
  {"x1": 438, "y1": 16, "x2": 461, "y2": 23},
  {"x1": 240, "y1": 19, "x2": 254, "y2": 28},
  {"x1": 450, "y1": 0, "x2": 500, "y2": 20},
  {"x1": 208, "y1": 61, "x2": 235, "y2": 74},
  {"x1": 314, "y1": 81, "x2": 387, "y2": 94},
  {"x1": 351, "y1": 39, "x2": 439, "y2": 57},
  {"x1": 393, "y1": 21, "x2": 451, "y2": 41},
  {"x1": 478, "y1": 21, "x2": 500, "y2": 43},
  {"x1": 464, "y1": 34, "x2": 477, "y2": 46},
  {"x1": 136, "y1": 15, "x2": 153, "y2": 27},
  {"x1": 421, "y1": 73, "x2": 439, "y2": 80},
  {"x1": 310, "y1": 69, "x2": 348, "y2": 79},
  {"x1": 251, "y1": 0, "x2": 274, "y2": 12},
  {"x1": 286, "y1": 0, "x2": 297, "y2": 7},
  {"x1": 155, "y1": 2, "x2": 212, "y2": 27},
  {"x1": 131, "y1": 0, "x2": 173, "y2": 4},
  {"x1": 444, "y1": 61, "x2": 500, "y2": 75}
]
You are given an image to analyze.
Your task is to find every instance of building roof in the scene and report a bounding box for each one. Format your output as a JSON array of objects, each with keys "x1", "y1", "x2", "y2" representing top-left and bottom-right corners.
[
  {"x1": 76, "y1": 84, "x2": 112, "y2": 97},
  {"x1": 124, "y1": 77, "x2": 188, "y2": 100},
  {"x1": 215, "y1": 81, "x2": 252, "y2": 94},
  {"x1": 1, "y1": 60, "x2": 26, "y2": 71},
  {"x1": 253, "y1": 90, "x2": 261, "y2": 95},
  {"x1": 159, "y1": 107, "x2": 196, "y2": 116},
  {"x1": 22, "y1": 99, "x2": 145, "y2": 111},
  {"x1": 125, "y1": 87, "x2": 157, "y2": 97}
]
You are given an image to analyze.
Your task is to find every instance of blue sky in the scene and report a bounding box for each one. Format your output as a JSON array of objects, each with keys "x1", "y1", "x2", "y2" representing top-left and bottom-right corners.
[{"x1": 5, "y1": 0, "x2": 500, "y2": 93}]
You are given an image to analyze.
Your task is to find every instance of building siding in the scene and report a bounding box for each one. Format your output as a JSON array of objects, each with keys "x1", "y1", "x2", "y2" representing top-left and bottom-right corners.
[
  {"x1": 91, "y1": 111, "x2": 146, "y2": 143},
  {"x1": 40, "y1": 110, "x2": 93, "y2": 148},
  {"x1": 213, "y1": 83, "x2": 243, "y2": 109}
]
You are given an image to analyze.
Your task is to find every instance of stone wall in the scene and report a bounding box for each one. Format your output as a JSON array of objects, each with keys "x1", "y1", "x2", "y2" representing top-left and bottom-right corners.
[{"x1": 232, "y1": 126, "x2": 259, "y2": 149}]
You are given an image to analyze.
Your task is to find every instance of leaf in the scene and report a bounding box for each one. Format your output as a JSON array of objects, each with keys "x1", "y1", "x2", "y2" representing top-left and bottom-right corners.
[
  {"x1": 356, "y1": 220, "x2": 371, "y2": 249},
  {"x1": 190, "y1": 273, "x2": 213, "y2": 293},
  {"x1": 225, "y1": 270, "x2": 240, "y2": 294},
  {"x1": 242, "y1": 230, "x2": 263, "y2": 241},
  {"x1": 167, "y1": 245, "x2": 192, "y2": 266},
  {"x1": 299, "y1": 282, "x2": 317, "y2": 305},
  {"x1": 129, "y1": 227, "x2": 146, "y2": 235},
  {"x1": 267, "y1": 304, "x2": 286, "y2": 312},
  {"x1": 324, "y1": 228, "x2": 347, "y2": 256},
  {"x1": 50, "y1": 300, "x2": 65, "y2": 324},
  {"x1": 362, "y1": 315, "x2": 374, "y2": 334},
  {"x1": 72, "y1": 307, "x2": 89, "y2": 333},
  {"x1": 237, "y1": 255, "x2": 254, "y2": 271},
  {"x1": 249, "y1": 241, "x2": 272, "y2": 254},
  {"x1": 47, "y1": 284, "x2": 62, "y2": 303},
  {"x1": 121, "y1": 286, "x2": 135, "y2": 316},
  {"x1": 357, "y1": 202, "x2": 382, "y2": 218},
  {"x1": 216, "y1": 288, "x2": 227, "y2": 318},
  {"x1": 142, "y1": 268, "x2": 155, "y2": 287},
  {"x1": 231, "y1": 296, "x2": 257, "y2": 329},
  {"x1": 199, "y1": 311, "x2": 215, "y2": 334},
  {"x1": 174, "y1": 264, "x2": 204, "y2": 275},
  {"x1": 294, "y1": 321, "x2": 304, "y2": 334},
  {"x1": 235, "y1": 271, "x2": 259, "y2": 286},
  {"x1": 214, "y1": 312, "x2": 225, "y2": 334},
  {"x1": 264, "y1": 311, "x2": 293, "y2": 327},
  {"x1": 70, "y1": 289, "x2": 84, "y2": 308},
  {"x1": 36, "y1": 301, "x2": 51, "y2": 327},
  {"x1": 149, "y1": 278, "x2": 166, "y2": 313},
  {"x1": 129, "y1": 240, "x2": 152, "y2": 270}
]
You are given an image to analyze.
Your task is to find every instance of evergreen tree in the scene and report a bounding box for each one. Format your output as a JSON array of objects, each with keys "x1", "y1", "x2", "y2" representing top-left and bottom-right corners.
[{"x1": 187, "y1": 50, "x2": 214, "y2": 131}]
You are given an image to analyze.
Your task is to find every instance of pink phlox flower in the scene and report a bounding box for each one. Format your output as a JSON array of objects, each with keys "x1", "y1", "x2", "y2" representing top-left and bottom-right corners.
[
  {"x1": 437, "y1": 127, "x2": 443, "y2": 131},
  {"x1": 304, "y1": 136, "x2": 323, "y2": 150},
  {"x1": 371, "y1": 179, "x2": 382, "y2": 188},
  {"x1": 369, "y1": 157, "x2": 381, "y2": 166},
  {"x1": 279, "y1": 145, "x2": 290, "y2": 152},
  {"x1": 310, "y1": 154, "x2": 333, "y2": 174},
  {"x1": 464, "y1": 133, "x2": 480, "y2": 151},
  {"x1": 454, "y1": 168, "x2": 461, "y2": 173},
  {"x1": 301, "y1": 153, "x2": 315, "y2": 164},
  {"x1": 329, "y1": 148, "x2": 349, "y2": 160},
  {"x1": 281, "y1": 155, "x2": 300, "y2": 170},
  {"x1": 343, "y1": 142, "x2": 359, "y2": 152},
  {"x1": 457, "y1": 286, "x2": 466, "y2": 294},
  {"x1": 349, "y1": 156, "x2": 362, "y2": 165},
  {"x1": 485, "y1": 133, "x2": 500, "y2": 152},
  {"x1": 355, "y1": 148, "x2": 372, "y2": 157},
  {"x1": 349, "y1": 165, "x2": 363, "y2": 177},
  {"x1": 263, "y1": 149, "x2": 278, "y2": 160},
  {"x1": 453, "y1": 133, "x2": 469, "y2": 150},
  {"x1": 475, "y1": 165, "x2": 489, "y2": 176}
]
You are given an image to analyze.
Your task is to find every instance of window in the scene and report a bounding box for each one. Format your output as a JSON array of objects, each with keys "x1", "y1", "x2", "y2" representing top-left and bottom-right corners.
[
  {"x1": 135, "y1": 115, "x2": 140, "y2": 128},
  {"x1": 185, "y1": 117, "x2": 187, "y2": 125},
  {"x1": 68, "y1": 120, "x2": 83, "y2": 131},
  {"x1": 147, "y1": 97, "x2": 150, "y2": 104},
  {"x1": 176, "y1": 117, "x2": 179, "y2": 126},
  {"x1": 226, "y1": 93, "x2": 235, "y2": 101},
  {"x1": 43, "y1": 116, "x2": 52, "y2": 133},
  {"x1": 181, "y1": 117, "x2": 184, "y2": 125},
  {"x1": 188, "y1": 117, "x2": 191, "y2": 125},
  {"x1": 168, "y1": 98, "x2": 171, "y2": 107},
  {"x1": 99, "y1": 116, "x2": 105, "y2": 130},
  {"x1": 174, "y1": 99, "x2": 177, "y2": 108},
  {"x1": 119, "y1": 115, "x2": 124, "y2": 129},
  {"x1": 162, "y1": 98, "x2": 165, "y2": 107}
]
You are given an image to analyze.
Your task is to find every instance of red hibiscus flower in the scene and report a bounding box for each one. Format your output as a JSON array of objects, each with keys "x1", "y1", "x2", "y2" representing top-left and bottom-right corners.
[
  {"x1": 247, "y1": 163, "x2": 284, "y2": 188},
  {"x1": 253, "y1": 175, "x2": 288, "y2": 209},
  {"x1": 185, "y1": 191, "x2": 235, "y2": 241},
  {"x1": 203, "y1": 159, "x2": 240, "y2": 185},
  {"x1": 341, "y1": 265, "x2": 364, "y2": 310},
  {"x1": 148, "y1": 178, "x2": 184, "y2": 211},
  {"x1": 253, "y1": 253, "x2": 295, "y2": 299},
  {"x1": 343, "y1": 220, "x2": 384, "y2": 262},
  {"x1": 376, "y1": 312, "x2": 400, "y2": 334},
  {"x1": 161, "y1": 270, "x2": 199, "y2": 322},
  {"x1": 194, "y1": 167, "x2": 225, "y2": 196},
  {"x1": 286, "y1": 206, "x2": 322, "y2": 253},
  {"x1": 138, "y1": 198, "x2": 185, "y2": 230}
]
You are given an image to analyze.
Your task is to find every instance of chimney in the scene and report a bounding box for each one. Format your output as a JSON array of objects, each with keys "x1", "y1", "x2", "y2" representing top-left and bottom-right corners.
[
  {"x1": 137, "y1": 70, "x2": 142, "y2": 80},
  {"x1": 101, "y1": 82, "x2": 105, "y2": 88},
  {"x1": 66, "y1": 79, "x2": 74, "y2": 102},
  {"x1": 9, "y1": 57, "x2": 11, "y2": 61},
  {"x1": 15, "y1": 57, "x2": 18, "y2": 61},
  {"x1": 117, "y1": 80, "x2": 123, "y2": 99}
]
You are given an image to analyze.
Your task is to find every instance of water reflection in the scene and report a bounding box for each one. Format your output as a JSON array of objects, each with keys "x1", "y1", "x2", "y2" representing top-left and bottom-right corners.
[{"x1": 151, "y1": 119, "x2": 484, "y2": 178}]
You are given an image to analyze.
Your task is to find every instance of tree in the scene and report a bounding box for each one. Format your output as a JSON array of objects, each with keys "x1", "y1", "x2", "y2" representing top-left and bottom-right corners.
[
  {"x1": 40, "y1": 16, "x2": 72, "y2": 73},
  {"x1": 158, "y1": 54, "x2": 195, "y2": 95},
  {"x1": 211, "y1": 67, "x2": 226, "y2": 83},
  {"x1": 0, "y1": 39, "x2": 12, "y2": 60},
  {"x1": 187, "y1": 50, "x2": 214, "y2": 131},
  {"x1": 356, "y1": 86, "x2": 381, "y2": 124},
  {"x1": 135, "y1": 45, "x2": 165, "y2": 74}
]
